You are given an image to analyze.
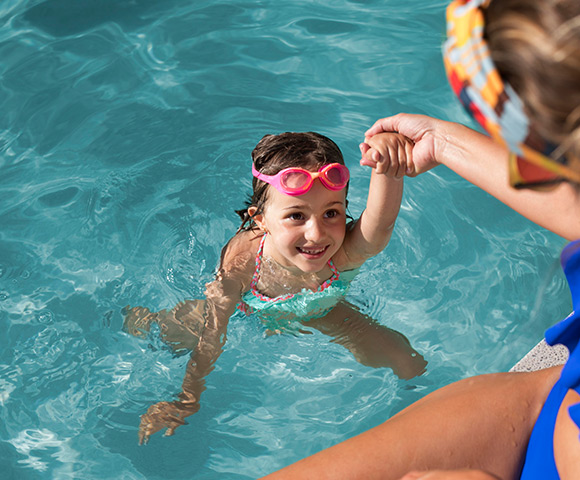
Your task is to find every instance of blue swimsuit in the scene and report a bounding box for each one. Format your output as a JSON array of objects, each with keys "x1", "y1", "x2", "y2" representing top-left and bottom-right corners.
[{"x1": 520, "y1": 240, "x2": 580, "y2": 479}]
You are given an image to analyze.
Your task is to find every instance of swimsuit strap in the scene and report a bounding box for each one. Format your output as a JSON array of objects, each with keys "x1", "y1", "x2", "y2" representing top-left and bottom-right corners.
[
  {"x1": 249, "y1": 232, "x2": 267, "y2": 291},
  {"x1": 249, "y1": 232, "x2": 340, "y2": 303}
]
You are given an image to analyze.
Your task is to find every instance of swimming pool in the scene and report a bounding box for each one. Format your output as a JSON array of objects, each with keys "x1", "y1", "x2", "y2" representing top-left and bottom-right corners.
[{"x1": 0, "y1": 0, "x2": 572, "y2": 478}]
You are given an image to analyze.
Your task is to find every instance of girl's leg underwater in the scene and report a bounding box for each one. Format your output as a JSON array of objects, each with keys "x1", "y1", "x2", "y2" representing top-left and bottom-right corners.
[{"x1": 305, "y1": 300, "x2": 427, "y2": 379}]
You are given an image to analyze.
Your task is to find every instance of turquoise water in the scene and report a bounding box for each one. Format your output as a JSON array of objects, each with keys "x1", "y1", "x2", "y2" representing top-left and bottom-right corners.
[{"x1": 0, "y1": 0, "x2": 572, "y2": 478}]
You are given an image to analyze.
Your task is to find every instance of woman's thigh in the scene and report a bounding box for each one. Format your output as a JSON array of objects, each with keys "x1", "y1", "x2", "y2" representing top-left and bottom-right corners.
[{"x1": 261, "y1": 366, "x2": 562, "y2": 480}]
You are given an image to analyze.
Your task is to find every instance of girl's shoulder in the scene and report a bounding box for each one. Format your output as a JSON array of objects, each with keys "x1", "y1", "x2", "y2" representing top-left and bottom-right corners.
[{"x1": 218, "y1": 229, "x2": 262, "y2": 280}]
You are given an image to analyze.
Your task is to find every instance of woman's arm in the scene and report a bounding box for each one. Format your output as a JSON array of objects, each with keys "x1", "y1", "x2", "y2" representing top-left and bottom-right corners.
[{"x1": 365, "y1": 114, "x2": 580, "y2": 241}]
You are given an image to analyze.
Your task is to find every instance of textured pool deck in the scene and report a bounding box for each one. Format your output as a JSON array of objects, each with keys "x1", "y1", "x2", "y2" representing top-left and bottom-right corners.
[{"x1": 510, "y1": 339, "x2": 569, "y2": 372}]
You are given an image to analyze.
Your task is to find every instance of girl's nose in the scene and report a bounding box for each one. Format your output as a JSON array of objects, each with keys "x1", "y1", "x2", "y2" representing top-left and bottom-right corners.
[{"x1": 305, "y1": 218, "x2": 325, "y2": 242}]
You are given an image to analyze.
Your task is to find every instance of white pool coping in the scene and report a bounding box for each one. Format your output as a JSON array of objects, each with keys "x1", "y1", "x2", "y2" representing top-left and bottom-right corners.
[{"x1": 510, "y1": 339, "x2": 569, "y2": 372}]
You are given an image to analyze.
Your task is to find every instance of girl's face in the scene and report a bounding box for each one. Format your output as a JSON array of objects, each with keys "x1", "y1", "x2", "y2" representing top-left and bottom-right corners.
[{"x1": 252, "y1": 180, "x2": 347, "y2": 274}]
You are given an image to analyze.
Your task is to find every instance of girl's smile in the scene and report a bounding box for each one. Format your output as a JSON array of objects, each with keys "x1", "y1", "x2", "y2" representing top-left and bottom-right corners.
[{"x1": 296, "y1": 245, "x2": 328, "y2": 258}]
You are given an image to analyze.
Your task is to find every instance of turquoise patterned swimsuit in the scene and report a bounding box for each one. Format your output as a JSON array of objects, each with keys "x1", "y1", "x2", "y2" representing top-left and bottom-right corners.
[{"x1": 237, "y1": 234, "x2": 358, "y2": 324}]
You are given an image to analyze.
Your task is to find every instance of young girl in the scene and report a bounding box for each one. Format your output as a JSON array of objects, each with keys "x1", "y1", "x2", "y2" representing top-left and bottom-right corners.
[{"x1": 125, "y1": 130, "x2": 426, "y2": 444}]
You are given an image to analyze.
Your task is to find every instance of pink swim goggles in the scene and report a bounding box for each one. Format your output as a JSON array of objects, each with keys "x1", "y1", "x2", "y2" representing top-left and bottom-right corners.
[{"x1": 252, "y1": 163, "x2": 350, "y2": 196}]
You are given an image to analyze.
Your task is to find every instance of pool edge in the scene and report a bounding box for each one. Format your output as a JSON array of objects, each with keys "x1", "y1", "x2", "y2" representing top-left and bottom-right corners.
[{"x1": 510, "y1": 340, "x2": 569, "y2": 372}]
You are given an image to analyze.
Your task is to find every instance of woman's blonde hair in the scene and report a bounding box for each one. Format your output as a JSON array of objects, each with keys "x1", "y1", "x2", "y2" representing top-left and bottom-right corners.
[{"x1": 485, "y1": 0, "x2": 580, "y2": 160}]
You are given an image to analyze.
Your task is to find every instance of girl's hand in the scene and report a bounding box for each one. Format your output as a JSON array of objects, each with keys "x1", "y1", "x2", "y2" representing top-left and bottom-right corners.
[
  {"x1": 138, "y1": 400, "x2": 200, "y2": 445},
  {"x1": 398, "y1": 470, "x2": 502, "y2": 480},
  {"x1": 364, "y1": 113, "x2": 447, "y2": 176},
  {"x1": 123, "y1": 306, "x2": 157, "y2": 338},
  {"x1": 360, "y1": 132, "x2": 414, "y2": 178}
]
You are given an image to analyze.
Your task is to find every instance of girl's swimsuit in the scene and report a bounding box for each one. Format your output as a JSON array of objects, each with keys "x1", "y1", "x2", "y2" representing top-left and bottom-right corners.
[
  {"x1": 237, "y1": 233, "x2": 358, "y2": 326},
  {"x1": 520, "y1": 240, "x2": 580, "y2": 479}
]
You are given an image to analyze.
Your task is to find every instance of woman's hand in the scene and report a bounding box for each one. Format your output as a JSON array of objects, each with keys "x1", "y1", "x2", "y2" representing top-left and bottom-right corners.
[
  {"x1": 364, "y1": 113, "x2": 449, "y2": 176},
  {"x1": 360, "y1": 132, "x2": 414, "y2": 178}
]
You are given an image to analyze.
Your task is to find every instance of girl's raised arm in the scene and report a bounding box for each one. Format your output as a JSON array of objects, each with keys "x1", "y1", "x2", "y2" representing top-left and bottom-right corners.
[{"x1": 340, "y1": 133, "x2": 411, "y2": 268}]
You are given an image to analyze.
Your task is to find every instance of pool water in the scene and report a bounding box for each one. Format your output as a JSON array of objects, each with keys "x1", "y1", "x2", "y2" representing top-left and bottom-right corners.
[{"x1": 0, "y1": 0, "x2": 572, "y2": 478}]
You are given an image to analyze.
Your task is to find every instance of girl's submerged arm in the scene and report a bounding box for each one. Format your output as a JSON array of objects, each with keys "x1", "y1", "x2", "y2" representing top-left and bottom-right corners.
[
  {"x1": 137, "y1": 278, "x2": 242, "y2": 444},
  {"x1": 138, "y1": 233, "x2": 256, "y2": 444}
]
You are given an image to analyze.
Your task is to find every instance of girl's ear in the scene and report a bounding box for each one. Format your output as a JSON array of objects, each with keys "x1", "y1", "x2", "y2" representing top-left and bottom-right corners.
[{"x1": 248, "y1": 206, "x2": 267, "y2": 232}]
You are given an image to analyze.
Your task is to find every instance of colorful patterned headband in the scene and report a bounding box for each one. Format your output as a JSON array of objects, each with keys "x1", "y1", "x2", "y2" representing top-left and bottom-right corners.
[{"x1": 443, "y1": 0, "x2": 580, "y2": 188}]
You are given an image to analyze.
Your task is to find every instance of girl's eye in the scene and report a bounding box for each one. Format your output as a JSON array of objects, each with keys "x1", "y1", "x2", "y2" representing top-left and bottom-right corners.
[
  {"x1": 325, "y1": 209, "x2": 339, "y2": 218},
  {"x1": 288, "y1": 212, "x2": 304, "y2": 221}
]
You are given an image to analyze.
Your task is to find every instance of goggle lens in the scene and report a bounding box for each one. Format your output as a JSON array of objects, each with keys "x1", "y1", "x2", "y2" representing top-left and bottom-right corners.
[
  {"x1": 280, "y1": 170, "x2": 312, "y2": 192},
  {"x1": 323, "y1": 164, "x2": 349, "y2": 188}
]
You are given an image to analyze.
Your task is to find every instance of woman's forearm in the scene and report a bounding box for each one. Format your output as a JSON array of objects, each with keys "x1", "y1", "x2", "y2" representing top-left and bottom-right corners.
[
  {"x1": 366, "y1": 114, "x2": 580, "y2": 240},
  {"x1": 437, "y1": 121, "x2": 580, "y2": 240}
]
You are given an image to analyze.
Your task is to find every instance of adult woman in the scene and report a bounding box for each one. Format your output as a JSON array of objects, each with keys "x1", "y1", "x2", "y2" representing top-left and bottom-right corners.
[{"x1": 261, "y1": 0, "x2": 580, "y2": 478}]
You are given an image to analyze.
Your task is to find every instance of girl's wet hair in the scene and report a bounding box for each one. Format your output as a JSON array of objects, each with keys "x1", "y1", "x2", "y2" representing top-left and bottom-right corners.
[{"x1": 236, "y1": 132, "x2": 348, "y2": 232}]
